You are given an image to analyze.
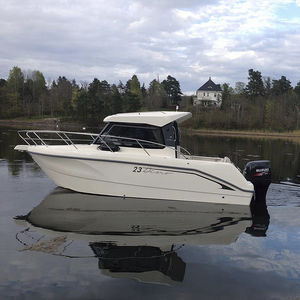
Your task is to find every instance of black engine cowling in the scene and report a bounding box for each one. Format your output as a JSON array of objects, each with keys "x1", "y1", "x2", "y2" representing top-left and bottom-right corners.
[
  {"x1": 243, "y1": 160, "x2": 271, "y2": 201},
  {"x1": 244, "y1": 160, "x2": 271, "y2": 236}
]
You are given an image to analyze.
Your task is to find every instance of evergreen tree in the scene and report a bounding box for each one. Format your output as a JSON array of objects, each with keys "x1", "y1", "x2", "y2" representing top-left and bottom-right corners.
[
  {"x1": 125, "y1": 75, "x2": 142, "y2": 109},
  {"x1": 245, "y1": 69, "x2": 265, "y2": 99},
  {"x1": 221, "y1": 83, "x2": 234, "y2": 110},
  {"x1": 73, "y1": 88, "x2": 88, "y2": 121},
  {"x1": 0, "y1": 79, "x2": 6, "y2": 87},
  {"x1": 111, "y1": 84, "x2": 123, "y2": 114},
  {"x1": 125, "y1": 92, "x2": 141, "y2": 112},
  {"x1": 55, "y1": 76, "x2": 73, "y2": 116},
  {"x1": 263, "y1": 77, "x2": 272, "y2": 97},
  {"x1": 295, "y1": 81, "x2": 300, "y2": 97},
  {"x1": 146, "y1": 79, "x2": 168, "y2": 109},
  {"x1": 87, "y1": 78, "x2": 104, "y2": 123},
  {"x1": 161, "y1": 75, "x2": 182, "y2": 105},
  {"x1": 271, "y1": 76, "x2": 292, "y2": 95},
  {"x1": 141, "y1": 83, "x2": 147, "y2": 99}
]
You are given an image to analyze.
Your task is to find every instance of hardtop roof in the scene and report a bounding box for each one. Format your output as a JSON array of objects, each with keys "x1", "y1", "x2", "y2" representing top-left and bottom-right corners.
[{"x1": 103, "y1": 111, "x2": 192, "y2": 127}]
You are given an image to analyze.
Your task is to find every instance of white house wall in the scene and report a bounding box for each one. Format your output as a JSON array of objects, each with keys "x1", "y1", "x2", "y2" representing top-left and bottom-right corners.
[{"x1": 194, "y1": 91, "x2": 222, "y2": 107}]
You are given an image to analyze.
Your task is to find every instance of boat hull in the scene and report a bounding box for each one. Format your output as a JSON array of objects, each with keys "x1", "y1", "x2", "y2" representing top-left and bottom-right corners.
[{"x1": 29, "y1": 150, "x2": 253, "y2": 206}]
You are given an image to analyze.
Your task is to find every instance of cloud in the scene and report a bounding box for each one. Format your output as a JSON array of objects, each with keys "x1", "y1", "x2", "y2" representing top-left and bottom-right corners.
[{"x1": 0, "y1": 0, "x2": 300, "y2": 92}]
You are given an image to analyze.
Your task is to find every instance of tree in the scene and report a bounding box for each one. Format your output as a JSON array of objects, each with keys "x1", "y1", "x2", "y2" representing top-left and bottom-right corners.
[
  {"x1": 86, "y1": 78, "x2": 105, "y2": 123},
  {"x1": 235, "y1": 82, "x2": 245, "y2": 94},
  {"x1": 0, "y1": 82, "x2": 8, "y2": 117},
  {"x1": 129, "y1": 75, "x2": 142, "y2": 96},
  {"x1": 141, "y1": 83, "x2": 147, "y2": 99},
  {"x1": 221, "y1": 83, "x2": 234, "y2": 110},
  {"x1": 0, "y1": 79, "x2": 7, "y2": 117},
  {"x1": 161, "y1": 75, "x2": 182, "y2": 105},
  {"x1": 32, "y1": 70, "x2": 47, "y2": 116},
  {"x1": 295, "y1": 81, "x2": 300, "y2": 98},
  {"x1": 271, "y1": 76, "x2": 292, "y2": 95},
  {"x1": 125, "y1": 75, "x2": 142, "y2": 110},
  {"x1": 245, "y1": 69, "x2": 265, "y2": 99},
  {"x1": 0, "y1": 79, "x2": 6, "y2": 87},
  {"x1": 117, "y1": 81, "x2": 126, "y2": 95},
  {"x1": 146, "y1": 79, "x2": 168, "y2": 109},
  {"x1": 7, "y1": 66, "x2": 24, "y2": 95},
  {"x1": 5, "y1": 66, "x2": 24, "y2": 117},
  {"x1": 55, "y1": 76, "x2": 73, "y2": 116},
  {"x1": 111, "y1": 85, "x2": 123, "y2": 114},
  {"x1": 73, "y1": 88, "x2": 88, "y2": 121}
]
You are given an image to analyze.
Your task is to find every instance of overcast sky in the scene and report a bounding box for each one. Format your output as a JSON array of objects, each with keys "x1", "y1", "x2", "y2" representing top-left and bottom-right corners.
[{"x1": 1, "y1": 0, "x2": 300, "y2": 93}]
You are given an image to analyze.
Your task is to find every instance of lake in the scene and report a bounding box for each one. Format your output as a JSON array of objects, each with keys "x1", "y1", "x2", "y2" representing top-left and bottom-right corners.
[{"x1": 0, "y1": 127, "x2": 300, "y2": 300}]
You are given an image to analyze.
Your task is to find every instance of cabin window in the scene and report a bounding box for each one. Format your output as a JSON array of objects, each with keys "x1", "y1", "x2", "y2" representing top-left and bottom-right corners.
[
  {"x1": 162, "y1": 122, "x2": 179, "y2": 147},
  {"x1": 98, "y1": 123, "x2": 165, "y2": 148}
]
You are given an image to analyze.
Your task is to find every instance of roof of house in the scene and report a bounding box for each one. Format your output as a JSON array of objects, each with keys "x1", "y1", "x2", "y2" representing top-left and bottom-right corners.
[
  {"x1": 197, "y1": 78, "x2": 222, "y2": 92},
  {"x1": 103, "y1": 111, "x2": 192, "y2": 127}
]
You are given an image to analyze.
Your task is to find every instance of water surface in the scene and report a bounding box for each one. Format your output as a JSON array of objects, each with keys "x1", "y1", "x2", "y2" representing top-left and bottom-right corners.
[{"x1": 0, "y1": 127, "x2": 300, "y2": 300}]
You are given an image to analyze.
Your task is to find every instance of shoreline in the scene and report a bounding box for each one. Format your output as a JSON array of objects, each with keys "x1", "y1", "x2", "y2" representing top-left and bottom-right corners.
[
  {"x1": 0, "y1": 118, "x2": 89, "y2": 131},
  {"x1": 185, "y1": 128, "x2": 300, "y2": 139},
  {"x1": 1, "y1": 118, "x2": 300, "y2": 140}
]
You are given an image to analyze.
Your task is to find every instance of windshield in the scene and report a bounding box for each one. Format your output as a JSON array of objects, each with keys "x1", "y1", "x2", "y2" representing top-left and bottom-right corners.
[{"x1": 96, "y1": 123, "x2": 165, "y2": 148}]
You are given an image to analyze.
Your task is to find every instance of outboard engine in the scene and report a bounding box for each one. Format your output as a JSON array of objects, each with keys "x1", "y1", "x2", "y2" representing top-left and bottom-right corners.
[
  {"x1": 243, "y1": 160, "x2": 271, "y2": 201},
  {"x1": 243, "y1": 160, "x2": 271, "y2": 236}
]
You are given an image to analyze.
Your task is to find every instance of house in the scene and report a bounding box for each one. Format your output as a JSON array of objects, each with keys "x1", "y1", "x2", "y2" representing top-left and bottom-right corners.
[{"x1": 193, "y1": 77, "x2": 222, "y2": 107}]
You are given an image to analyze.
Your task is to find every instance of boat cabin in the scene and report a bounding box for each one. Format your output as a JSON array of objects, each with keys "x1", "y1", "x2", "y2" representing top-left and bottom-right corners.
[{"x1": 94, "y1": 111, "x2": 191, "y2": 153}]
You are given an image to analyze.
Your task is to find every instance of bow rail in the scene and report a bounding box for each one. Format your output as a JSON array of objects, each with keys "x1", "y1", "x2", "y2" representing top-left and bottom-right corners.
[
  {"x1": 17, "y1": 130, "x2": 98, "y2": 150},
  {"x1": 17, "y1": 130, "x2": 191, "y2": 158}
]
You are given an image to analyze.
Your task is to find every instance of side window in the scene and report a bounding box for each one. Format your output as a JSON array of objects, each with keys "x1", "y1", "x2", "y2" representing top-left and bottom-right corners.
[{"x1": 162, "y1": 122, "x2": 178, "y2": 147}]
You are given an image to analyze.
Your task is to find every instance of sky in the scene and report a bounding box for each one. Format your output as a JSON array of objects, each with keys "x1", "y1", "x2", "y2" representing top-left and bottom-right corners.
[{"x1": 1, "y1": 0, "x2": 300, "y2": 94}]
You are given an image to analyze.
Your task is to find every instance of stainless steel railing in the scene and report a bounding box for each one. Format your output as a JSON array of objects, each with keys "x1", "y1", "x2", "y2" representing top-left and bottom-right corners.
[
  {"x1": 17, "y1": 130, "x2": 99, "y2": 150},
  {"x1": 98, "y1": 134, "x2": 191, "y2": 158},
  {"x1": 17, "y1": 130, "x2": 191, "y2": 158}
]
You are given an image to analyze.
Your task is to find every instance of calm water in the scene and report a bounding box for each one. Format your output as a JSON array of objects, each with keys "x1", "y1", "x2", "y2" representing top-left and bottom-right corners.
[{"x1": 1, "y1": 127, "x2": 300, "y2": 300}]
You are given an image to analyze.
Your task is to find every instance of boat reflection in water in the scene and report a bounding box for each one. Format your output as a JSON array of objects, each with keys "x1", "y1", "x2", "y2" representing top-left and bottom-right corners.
[{"x1": 15, "y1": 188, "x2": 269, "y2": 285}]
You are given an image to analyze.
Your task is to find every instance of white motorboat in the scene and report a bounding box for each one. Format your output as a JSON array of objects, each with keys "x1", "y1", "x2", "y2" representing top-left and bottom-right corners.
[{"x1": 15, "y1": 111, "x2": 255, "y2": 205}]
